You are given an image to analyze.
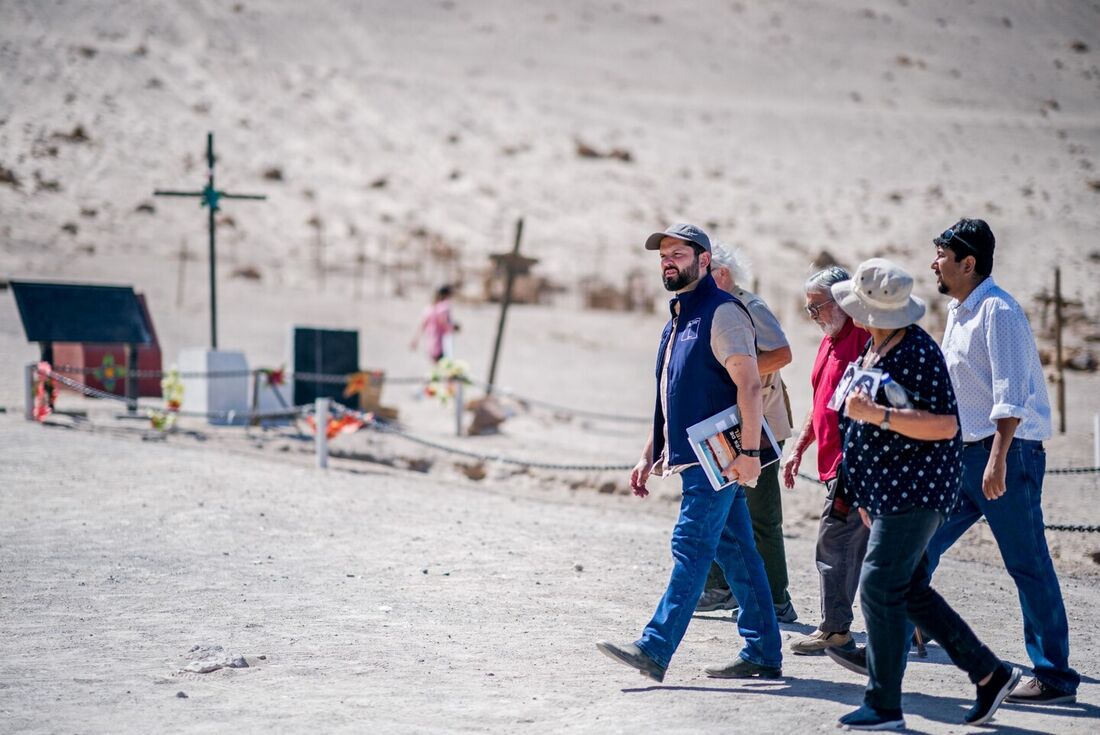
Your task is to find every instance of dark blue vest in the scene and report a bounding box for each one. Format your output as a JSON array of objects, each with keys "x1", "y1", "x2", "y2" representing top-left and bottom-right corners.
[{"x1": 652, "y1": 274, "x2": 749, "y2": 466}]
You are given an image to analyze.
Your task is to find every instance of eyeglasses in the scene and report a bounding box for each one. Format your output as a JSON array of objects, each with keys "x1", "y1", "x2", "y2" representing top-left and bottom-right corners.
[
  {"x1": 939, "y1": 228, "x2": 976, "y2": 255},
  {"x1": 804, "y1": 298, "x2": 834, "y2": 318}
]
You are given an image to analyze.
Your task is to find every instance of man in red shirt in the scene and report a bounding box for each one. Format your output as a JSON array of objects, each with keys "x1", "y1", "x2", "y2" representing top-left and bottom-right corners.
[{"x1": 782, "y1": 266, "x2": 872, "y2": 655}]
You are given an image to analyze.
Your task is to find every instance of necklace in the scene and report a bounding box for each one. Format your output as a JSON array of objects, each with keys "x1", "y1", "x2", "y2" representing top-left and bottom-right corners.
[{"x1": 862, "y1": 327, "x2": 904, "y2": 369}]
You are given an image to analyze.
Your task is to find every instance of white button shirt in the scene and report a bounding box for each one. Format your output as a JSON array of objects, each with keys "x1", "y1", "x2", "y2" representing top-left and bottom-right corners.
[{"x1": 941, "y1": 277, "x2": 1052, "y2": 442}]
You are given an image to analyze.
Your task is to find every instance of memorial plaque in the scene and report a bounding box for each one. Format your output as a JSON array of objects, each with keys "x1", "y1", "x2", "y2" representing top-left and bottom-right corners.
[{"x1": 292, "y1": 327, "x2": 359, "y2": 406}]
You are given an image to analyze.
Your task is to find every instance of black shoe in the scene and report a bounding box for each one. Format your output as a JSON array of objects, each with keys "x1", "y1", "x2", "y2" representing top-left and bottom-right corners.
[
  {"x1": 596, "y1": 641, "x2": 666, "y2": 683},
  {"x1": 774, "y1": 600, "x2": 798, "y2": 623},
  {"x1": 965, "y1": 663, "x2": 1022, "y2": 725},
  {"x1": 1004, "y1": 675, "x2": 1076, "y2": 705},
  {"x1": 704, "y1": 657, "x2": 782, "y2": 679},
  {"x1": 826, "y1": 644, "x2": 869, "y2": 677},
  {"x1": 696, "y1": 587, "x2": 737, "y2": 612},
  {"x1": 838, "y1": 704, "x2": 905, "y2": 731}
]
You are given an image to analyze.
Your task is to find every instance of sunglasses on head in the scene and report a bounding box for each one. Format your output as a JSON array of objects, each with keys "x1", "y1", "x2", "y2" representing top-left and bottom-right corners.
[{"x1": 939, "y1": 227, "x2": 976, "y2": 255}]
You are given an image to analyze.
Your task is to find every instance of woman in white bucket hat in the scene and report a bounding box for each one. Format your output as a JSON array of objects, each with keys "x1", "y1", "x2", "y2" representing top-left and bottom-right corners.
[{"x1": 824, "y1": 258, "x2": 1020, "y2": 731}]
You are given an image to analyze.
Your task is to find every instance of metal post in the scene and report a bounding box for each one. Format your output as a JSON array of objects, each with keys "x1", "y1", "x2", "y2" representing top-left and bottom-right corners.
[
  {"x1": 1093, "y1": 413, "x2": 1099, "y2": 467},
  {"x1": 1054, "y1": 267, "x2": 1065, "y2": 434},
  {"x1": 250, "y1": 369, "x2": 261, "y2": 426},
  {"x1": 315, "y1": 397, "x2": 330, "y2": 469},
  {"x1": 25, "y1": 363, "x2": 35, "y2": 421},
  {"x1": 455, "y1": 381, "x2": 464, "y2": 436},
  {"x1": 207, "y1": 135, "x2": 219, "y2": 350},
  {"x1": 126, "y1": 344, "x2": 139, "y2": 415}
]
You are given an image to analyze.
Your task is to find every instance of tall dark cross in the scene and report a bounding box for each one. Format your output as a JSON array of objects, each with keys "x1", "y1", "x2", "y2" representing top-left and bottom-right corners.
[
  {"x1": 485, "y1": 218, "x2": 537, "y2": 395},
  {"x1": 154, "y1": 132, "x2": 266, "y2": 349}
]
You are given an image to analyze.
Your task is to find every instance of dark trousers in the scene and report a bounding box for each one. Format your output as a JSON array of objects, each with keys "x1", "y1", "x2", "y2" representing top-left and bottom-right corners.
[{"x1": 861, "y1": 507, "x2": 1000, "y2": 713}]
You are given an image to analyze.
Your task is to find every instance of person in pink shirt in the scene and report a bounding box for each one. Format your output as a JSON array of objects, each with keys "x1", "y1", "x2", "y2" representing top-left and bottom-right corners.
[
  {"x1": 782, "y1": 266, "x2": 872, "y2": 656},
  {"x1": 410, "y1": 284, "x2": 459, "y2": 363}
]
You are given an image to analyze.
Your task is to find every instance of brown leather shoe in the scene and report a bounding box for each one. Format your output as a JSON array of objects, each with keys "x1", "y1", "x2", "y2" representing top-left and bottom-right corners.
[
  {"x1": 596, "y1": 641, "x2": 666, "y2": 683},
  {"x1": 1004, "y1": 676, "x2": 1076, "y2": 705}
]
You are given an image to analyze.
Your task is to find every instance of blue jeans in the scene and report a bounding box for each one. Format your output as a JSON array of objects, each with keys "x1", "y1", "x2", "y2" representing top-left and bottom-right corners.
[
  {"x1": 636, "y1": 466, "x2": 782, "y2": 669},
  {"x1": 862, "y1": 508, "x2": 1000, "y2": 713},
  {"x1": 924, "y1": 439, "x2": 1079, "y2": 694}
]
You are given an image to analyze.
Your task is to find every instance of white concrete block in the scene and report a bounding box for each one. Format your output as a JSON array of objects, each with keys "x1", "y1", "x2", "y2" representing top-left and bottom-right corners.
[{"x1": 178, "y1": 348, "x2": 250, "y2": 425}]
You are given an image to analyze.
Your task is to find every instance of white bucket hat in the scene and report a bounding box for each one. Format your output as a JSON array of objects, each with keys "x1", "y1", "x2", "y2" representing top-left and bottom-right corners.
[{"x1": 831, "y1": 258, "x2": 926, "y2": 329}]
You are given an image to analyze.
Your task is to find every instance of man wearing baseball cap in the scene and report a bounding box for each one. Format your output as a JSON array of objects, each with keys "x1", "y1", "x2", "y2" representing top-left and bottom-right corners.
[{"x1": 597, "y1": 223, "x2": 782, "y2": 683}]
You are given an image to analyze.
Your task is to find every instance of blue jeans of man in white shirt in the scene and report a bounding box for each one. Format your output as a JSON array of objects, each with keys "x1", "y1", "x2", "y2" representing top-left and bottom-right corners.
[
  {"x1": 636, "y1": 466, "x2": 782, "y2": 669},
  {"x1": 924, "y1": 438, "x2": 1080, "y2": 694}
]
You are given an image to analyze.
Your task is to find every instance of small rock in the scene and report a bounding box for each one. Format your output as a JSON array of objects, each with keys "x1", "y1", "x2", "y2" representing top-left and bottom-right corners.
[
  {"x1": 176, "y1": 691, "x2": 188, "y2": 699},
  {"x1": 573, "y1": 563, "x2": 584, "y2": 572}
]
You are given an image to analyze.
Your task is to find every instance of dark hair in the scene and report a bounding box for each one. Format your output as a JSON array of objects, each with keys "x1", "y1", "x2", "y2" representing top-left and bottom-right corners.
[
  {"x1": 435, "y1": 284, "x2": 454, "y2": 300},
  {"x1": 939, "y1": 218, "x2": 995, "y2": 277},
  {"x1": 689, "y1": 242, "x2": 712, "y2": 274}
]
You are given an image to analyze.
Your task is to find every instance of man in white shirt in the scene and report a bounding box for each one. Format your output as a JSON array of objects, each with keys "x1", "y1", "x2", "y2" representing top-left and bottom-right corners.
[{"x1": 927, "y1": 218, "x2": 1079, "y2": 704}]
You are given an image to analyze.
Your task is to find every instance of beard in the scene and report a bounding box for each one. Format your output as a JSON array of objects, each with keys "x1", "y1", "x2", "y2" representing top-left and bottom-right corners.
[
  {"x1": 819, "y1": 310, "x2": 848, "y2": 337},
  {"x1": 662, "y1": 259, "x2": 700, "y2": 291},
  {"x1": 936, "y1": 275, "x2": 950, "y2": 295}
]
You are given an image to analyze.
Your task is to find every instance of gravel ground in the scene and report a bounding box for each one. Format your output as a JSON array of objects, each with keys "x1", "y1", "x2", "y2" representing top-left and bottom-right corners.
[{"x1": 2, "y1": 414, "x2": 1098, "y2": 734}]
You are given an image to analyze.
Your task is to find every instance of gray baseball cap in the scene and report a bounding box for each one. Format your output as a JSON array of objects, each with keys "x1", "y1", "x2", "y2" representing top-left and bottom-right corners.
[{"x1": 644, "y1": 223, "x2": 711, "y2": 253}]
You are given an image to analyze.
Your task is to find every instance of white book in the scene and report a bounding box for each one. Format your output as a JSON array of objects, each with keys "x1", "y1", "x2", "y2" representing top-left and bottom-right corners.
[{"x1": 686, "y1": 406, "x2": 782, "y2": 491}]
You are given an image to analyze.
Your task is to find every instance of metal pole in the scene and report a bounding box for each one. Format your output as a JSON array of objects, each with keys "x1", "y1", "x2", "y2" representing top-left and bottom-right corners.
[
  {"x1": 126, "y1": 344, "x2": 139, "y2": 414},
  {"x1": 25, "y1": 363, "x2": 35, "y2": 421},
  {"x1": 1093, "y1": 413, "x2": 1099, "y2": 467},
  {"x1": 1054, "y1": 267, "x2": 1065, "y2": 434},
  {"x1": 455, "y1": 381, "x2": 464, "y2": 436},
  {"x1": 486, "y1": 217, "x2": 523, "y2": 395},
  {"x1": 207, "y1": 133, "x2": 219, "y2": 350},
  {"x1": 315, "y1": 397, "x2": 330, "y2": 469}
]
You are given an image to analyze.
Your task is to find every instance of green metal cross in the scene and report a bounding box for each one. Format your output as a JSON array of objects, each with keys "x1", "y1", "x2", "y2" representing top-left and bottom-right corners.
[{"x1": 154, "y1": 132, "x2": 266, "y2": 349}]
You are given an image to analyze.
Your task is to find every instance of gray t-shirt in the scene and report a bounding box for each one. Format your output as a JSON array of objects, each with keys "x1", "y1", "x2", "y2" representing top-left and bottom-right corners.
[{"x1": 734, "y1": 288, "x2": 793, "y2": 442}]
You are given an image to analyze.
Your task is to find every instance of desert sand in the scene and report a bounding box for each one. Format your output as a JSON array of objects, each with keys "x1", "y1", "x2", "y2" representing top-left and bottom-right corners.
[{"x1": 2, "y1": 1, "x2": 1099, "y2": 733}]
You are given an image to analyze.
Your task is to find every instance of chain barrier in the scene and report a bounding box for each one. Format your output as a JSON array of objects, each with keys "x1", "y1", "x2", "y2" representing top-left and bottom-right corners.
[
  {"x1": 323, "y1": 403, "x2": 633, "y2": 471},
  {"x1": 1048, "y1": 466, "x2": 1100, "y2": 475},
  {"x1": 29, "y1": 366, "x2": 1100, "y2": 531},
  {"x1": 48, "y1": 365, "x2": 648, "y2": 423},
  {"x1": 43, "y1": 367, "x2": 309, "y2": 422},
  {"x1": 464, "y1": 379, "x2": 649, "y2": 424}
]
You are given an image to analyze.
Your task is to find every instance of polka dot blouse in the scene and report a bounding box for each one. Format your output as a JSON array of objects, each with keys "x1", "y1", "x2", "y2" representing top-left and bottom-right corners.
[{"x1": 839, "y1": 325, "x2": 963, "y2": 517}]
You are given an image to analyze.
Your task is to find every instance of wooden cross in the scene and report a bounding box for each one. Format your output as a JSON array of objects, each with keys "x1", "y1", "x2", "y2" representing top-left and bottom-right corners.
[
  {"x1": 485, "y1": 217, "x2": 537, "y2": 394},
  {"x1": 154, "y1": 132, "x2": 266, "y2": 349}
]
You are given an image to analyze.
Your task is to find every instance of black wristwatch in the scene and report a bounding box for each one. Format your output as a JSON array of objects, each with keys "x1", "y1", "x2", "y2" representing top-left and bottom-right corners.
[{"x1": 741, "y1": 448, "x2": 763, "y2": 458}]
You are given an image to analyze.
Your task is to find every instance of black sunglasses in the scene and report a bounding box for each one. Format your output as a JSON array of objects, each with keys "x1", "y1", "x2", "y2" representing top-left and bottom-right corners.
[{"x1": 938, "y1": 228, "x2": 977, "y2": 255}]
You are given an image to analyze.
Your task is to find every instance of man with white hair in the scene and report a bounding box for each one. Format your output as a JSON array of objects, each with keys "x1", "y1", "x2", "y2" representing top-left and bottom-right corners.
[
  {"x1": 782, "y1": 266, "x2": 872, "y2": 655},
  {"x1": 694, "y1": 241, "x2": 797, "y2": 623}
]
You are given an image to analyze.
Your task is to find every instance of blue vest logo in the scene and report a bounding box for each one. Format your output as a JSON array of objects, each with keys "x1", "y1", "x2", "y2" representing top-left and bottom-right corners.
[{"x1": 680, "y1": 318, "x2": 701, "y2": 342}]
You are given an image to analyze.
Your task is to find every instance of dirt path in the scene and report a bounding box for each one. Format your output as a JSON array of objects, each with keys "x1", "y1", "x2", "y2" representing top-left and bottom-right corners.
[{"x1": 1, "y1": 416, "x2": 1098, "y2": 734}]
